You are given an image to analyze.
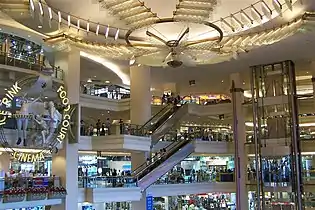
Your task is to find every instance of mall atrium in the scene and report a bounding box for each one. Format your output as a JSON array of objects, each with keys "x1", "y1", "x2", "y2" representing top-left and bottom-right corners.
[{"x1": 0, "y1": 0, "x2": 315, "y2": 210}]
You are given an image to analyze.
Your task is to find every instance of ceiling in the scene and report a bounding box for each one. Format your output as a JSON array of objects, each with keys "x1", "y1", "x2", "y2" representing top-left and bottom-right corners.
[{"x1": 1, "y1": 0, "x2": 315, "y2": 95}]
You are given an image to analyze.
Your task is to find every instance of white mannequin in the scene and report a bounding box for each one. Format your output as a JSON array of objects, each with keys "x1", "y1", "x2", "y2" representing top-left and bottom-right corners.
[
  {"x1": 16, "y1": 99, "x2": 61, "y2": 146},
  {"x1": 33, "y1": 115, "x2": 49, "y2": 146}
]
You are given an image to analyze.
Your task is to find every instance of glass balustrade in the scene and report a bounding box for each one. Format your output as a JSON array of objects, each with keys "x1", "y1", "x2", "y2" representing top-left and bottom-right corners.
[{"x1": 0, "y1": 176, "x2": 66, "y2": 202}]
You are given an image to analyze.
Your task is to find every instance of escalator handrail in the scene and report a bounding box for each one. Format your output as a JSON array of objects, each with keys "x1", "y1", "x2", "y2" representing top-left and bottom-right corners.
[
  {"x1": 132, "y1": 134, "x2": 194, "y2": 177},
  {"x1": 134, "y1": 139, "x2": 192, "y2": 180},
  {"x1": 138, "y1": 104, "x2": 174, "y2": 131},
  {"x1": 150, "y1": 104, "x2": 186, "y2": 140},
  {"x1": 131, "y1": 140, "x2": 179, "y2": 176}
]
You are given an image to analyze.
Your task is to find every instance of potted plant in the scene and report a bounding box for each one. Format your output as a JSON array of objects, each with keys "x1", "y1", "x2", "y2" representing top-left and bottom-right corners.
[
  {"x1": 48, "y1": 187, "x2": 67, "y2": 199},
  {"x1": 3, "y1": 188, "x2": 26, "y2": 203},
  {"x1": 26, "y1": 187, "x2": 48, "y2": 201}
]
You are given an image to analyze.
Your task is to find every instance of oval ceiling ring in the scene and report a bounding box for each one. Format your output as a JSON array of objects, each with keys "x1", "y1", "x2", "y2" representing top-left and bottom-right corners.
[{"x1": 125, "y1": 17, "x2": 224, "y2": 47}]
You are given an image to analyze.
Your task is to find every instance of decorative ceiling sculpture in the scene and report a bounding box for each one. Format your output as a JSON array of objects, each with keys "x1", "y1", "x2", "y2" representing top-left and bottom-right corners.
[{"x1": 2, "y1": 0, "x2": 305, "y2": 67}]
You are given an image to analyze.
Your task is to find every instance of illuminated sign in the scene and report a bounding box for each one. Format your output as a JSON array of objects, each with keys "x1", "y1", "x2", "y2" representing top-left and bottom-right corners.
[
  {"x1": 0, "y1": 81, "x2": 72, "y2": 163},
  {"x1": 12, "y1": 151, "x2": 45, "y2": 162},
  {"x1": 0, "y1": 82, "x2": 21, "y2": 126},
  {"x1": 56, "y1": 86, "x2": 71, "y2": 145}
]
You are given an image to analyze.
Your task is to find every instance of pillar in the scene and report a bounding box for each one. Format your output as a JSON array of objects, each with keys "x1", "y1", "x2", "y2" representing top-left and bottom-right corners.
[
  {"x1": 51, "y1": 49, "x2": 80, "y2": 210},
  {"x1": 54, "y1": 49, "x2": 80, "y2": 104},
  {"x1": 230, "y1": 73, "x2": 248, "y2": 210},
  {"x1": 130, "y1": 65, "x2": 151, "y2": 210},
  {"x1": 311, "y1": 62, "x2": 315, "y2": 110},
  {"x1": 51, "y1": 143, "x2": 79, "y2": 210},
  {"x1": 0, "y1": 153, "x2": 11, "y2": 173}
]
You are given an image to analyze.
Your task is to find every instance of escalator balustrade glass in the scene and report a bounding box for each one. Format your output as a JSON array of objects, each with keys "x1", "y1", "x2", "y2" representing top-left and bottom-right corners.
[{"x1": 132, "y1": 136, "x2": 192, "y2": 180}]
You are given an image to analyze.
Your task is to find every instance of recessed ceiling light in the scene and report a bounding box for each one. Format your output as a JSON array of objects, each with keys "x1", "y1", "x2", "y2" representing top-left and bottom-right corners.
[
  {"x1": 38, "y1": 25, "x2": 42, "y2": 29},
  {"x1": 28, "y1": 35, "x2": 31, "y2": 38},
  {"x1": 4, "y1": 88, "x2": 7, "y2": 91},
  {"x1": 44, "y1": 96, "x2": 48, "y2": 99},
  {"x1": 306, "y1": 72, "x2": 309, "y2": 74},
  {"x1": 243, "y1": 82, "x2": 245, "y2": 85},
  {"x1": 221, "y1": 80, "x2": 224, "y2": 83},
  {"x1": 87, "y1": 78, "x2": 92, "y2": 83},
  {"x1": 105, "y1": 80, "x2": 110, "y2": 83},
  {"x1": 94, "y1": 76, "x2": 97, "y2": 78}
]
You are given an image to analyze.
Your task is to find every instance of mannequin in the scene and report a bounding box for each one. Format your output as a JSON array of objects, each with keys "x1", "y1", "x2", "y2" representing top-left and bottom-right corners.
[{"x1": 16, "y1": 100, "x2": 61, "y2": 146}]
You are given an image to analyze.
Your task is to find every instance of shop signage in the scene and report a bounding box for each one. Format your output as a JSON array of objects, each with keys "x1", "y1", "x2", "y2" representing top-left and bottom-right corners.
[
  {"x1": 146, "y1": 194, "x2": 153, "y2": 210},
  {"x1": 12, "y1": 151, "x2": 45, "y2": 162},
  {"x1": 0, "y1": 76, "x2": 72, "y2": 163}
]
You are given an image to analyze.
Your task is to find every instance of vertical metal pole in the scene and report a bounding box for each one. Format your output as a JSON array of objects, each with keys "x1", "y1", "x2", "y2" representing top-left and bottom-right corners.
[
  {"x1": 287, "y1": 61, "x2": 304, "y2": 210},
  {"x1": 254, "y1": 66, "x2": 266, "y2": 210},
  {"x1": 250, "y1": 68, "x2": 261, "y2": 210},
  {"x1": 231, "y1": 81, "x2": 241, "y2": 210}
]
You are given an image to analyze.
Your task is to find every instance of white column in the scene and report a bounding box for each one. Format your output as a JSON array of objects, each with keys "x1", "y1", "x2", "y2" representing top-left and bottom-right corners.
[
  {"x1": 51, "y1": 143, "x2": 79, "y2": 210},
  {"x1": 0, "y1": 153, "x2": 11, "y2": 173},
  {"x1": 51, "y1": 49, "x2": 80, "y2": 210},
  {"x1": 130, "y1": 65, "x2": 151, "y2": 125},
  {"x1": 311, "y1": 62, "x2": 315, "y2": 109},
  {"x1": 230, "y1": 73, "x2": 248, "y2": 210},
  {"x1": 130, "y1": 65, "x2": 151, "y2": 210},
  {"x1": 54, "y1": 49, "x2": 80, "y2": 104}
]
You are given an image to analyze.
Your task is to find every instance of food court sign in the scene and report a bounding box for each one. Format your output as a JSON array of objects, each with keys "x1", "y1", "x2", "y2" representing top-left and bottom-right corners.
[{"x1": 0, "y1": 76, "x2": 72, "y2": 163}]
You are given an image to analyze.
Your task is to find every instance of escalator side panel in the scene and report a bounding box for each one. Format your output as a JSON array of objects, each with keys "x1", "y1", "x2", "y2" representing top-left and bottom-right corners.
[
  {"x1": 151, "y1": 104, "x2": 189, "y2": 145},
  {"x1": 137, "y1": 142, "x2": 194, "y2": 191}
]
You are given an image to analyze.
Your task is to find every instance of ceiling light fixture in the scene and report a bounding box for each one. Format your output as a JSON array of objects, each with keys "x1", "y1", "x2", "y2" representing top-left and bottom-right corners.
[
  {"x1": 29, "y1": 0, "x2": 35, "y2": 11},
  {"x1": 261, "y1": 0, "x2": 272, "y2": 18},
  {"x1": 77, "y1": 19, "x2": 80, "y2": 32},
  {"x1": 129, "y1": 55, "x2": 136, "y2": 65},
  {"x1": 221, "y1": 18, "x2": 235, "y2": 32},
  {"x1": 38, "y1": 25, "x2": 42, "y2": 29},
  {"x1": 96, "y1": 24, "x2": 100, "y2": 35},
  {"x1": 105, "y1": 80, "x2": 110, "y2": 83},
  {"x1": 251, "y1": 5, "x2": 263, "y2": 21},
  {"x1": 240, "y1": 9, "x2": 253, "y2": 25},
  {"x1": 48, "y1": 7, "x2": 53, "y2": 20},
  {"x1": 285, "y1": 0, "x2": 293, "y2": 10},
  {"x1": 80, "y1": 51, "x2": 130, "y2": 85},
  {"x1": 105, "y1": 26, "x2": 109, "y2": 39},
  {"x1": 68, "y1": 15, "x2": 71, "y2": 28},
  {"x1": 231, "y1": 14, "x2": 244, "y2": 29},
  {"x1": 87, "y1": 22, "x2": 90, "y2": 33},
  {"x1": 87, "y1": 78, "x2": 92, "y2": 83},
  {"x1": 38, "y1": 2, "x2": 44, "y2": 16},
  {"x1": 115, "y1": 29, "x2": 120, "y2": 40},
  {"x1": 273, "y1": 0, "x2": 282, "y2": 14}
]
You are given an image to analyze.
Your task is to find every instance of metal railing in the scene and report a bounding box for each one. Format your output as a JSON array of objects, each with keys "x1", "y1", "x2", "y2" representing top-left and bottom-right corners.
[{"x1": 0, "y1": 52, "x2": 63, "y2": 80}]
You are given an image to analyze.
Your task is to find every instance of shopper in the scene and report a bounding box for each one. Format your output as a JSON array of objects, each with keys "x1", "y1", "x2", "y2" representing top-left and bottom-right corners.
[
  {"x1": 100, "y1": 123, "x2": 106, "y2": 136},
  {"x1": 96, "y1": 119, "x2": 101, "y2": 136},
  {"x1": 88, "y1": 124, "x2": 94, "y2": 136},
  {"x1": 119, "y1": 119, "x2": 124, "y2": 134},
  {"x1": 80, "y1": 120, "x2": 85, "y2": 135},
  {"x1": 105, "y1": 118, "x2": 111, "y2": 135}
]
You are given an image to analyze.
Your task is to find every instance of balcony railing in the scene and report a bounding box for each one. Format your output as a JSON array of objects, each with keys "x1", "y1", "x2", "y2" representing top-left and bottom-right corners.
[
  {"x1": 0, "y1": 176, "x2": 66, "y2": 202},
  {"x1": 0, "y1": 52, "x2": 63, "y2": 80}
]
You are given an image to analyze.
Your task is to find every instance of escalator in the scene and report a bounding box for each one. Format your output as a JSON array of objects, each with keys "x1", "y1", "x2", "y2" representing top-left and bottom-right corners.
[
  {"x1": 140, "y1": 103, "x2": 188, "y2": 145},
  {"x1": 131, "y1": 137, "x2": 194, "y2": 191}
]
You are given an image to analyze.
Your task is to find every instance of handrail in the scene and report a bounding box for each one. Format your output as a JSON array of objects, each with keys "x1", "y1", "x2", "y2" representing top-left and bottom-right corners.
[
  {"x1": 138, "y1": 104, "x2": 173, "y2": 130},
  {"x1": 131, "y1": 133, "x2": 194, "y2": 177},
  {"x1": 131, "y1": 141, "x2": 178, "y2": 176},
  {"x1": 134, "y1": 139, "x2": 192, "y2": 180},
  {"x1": 0, "y1": 51, "x2": 64, "y2": 80}
]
